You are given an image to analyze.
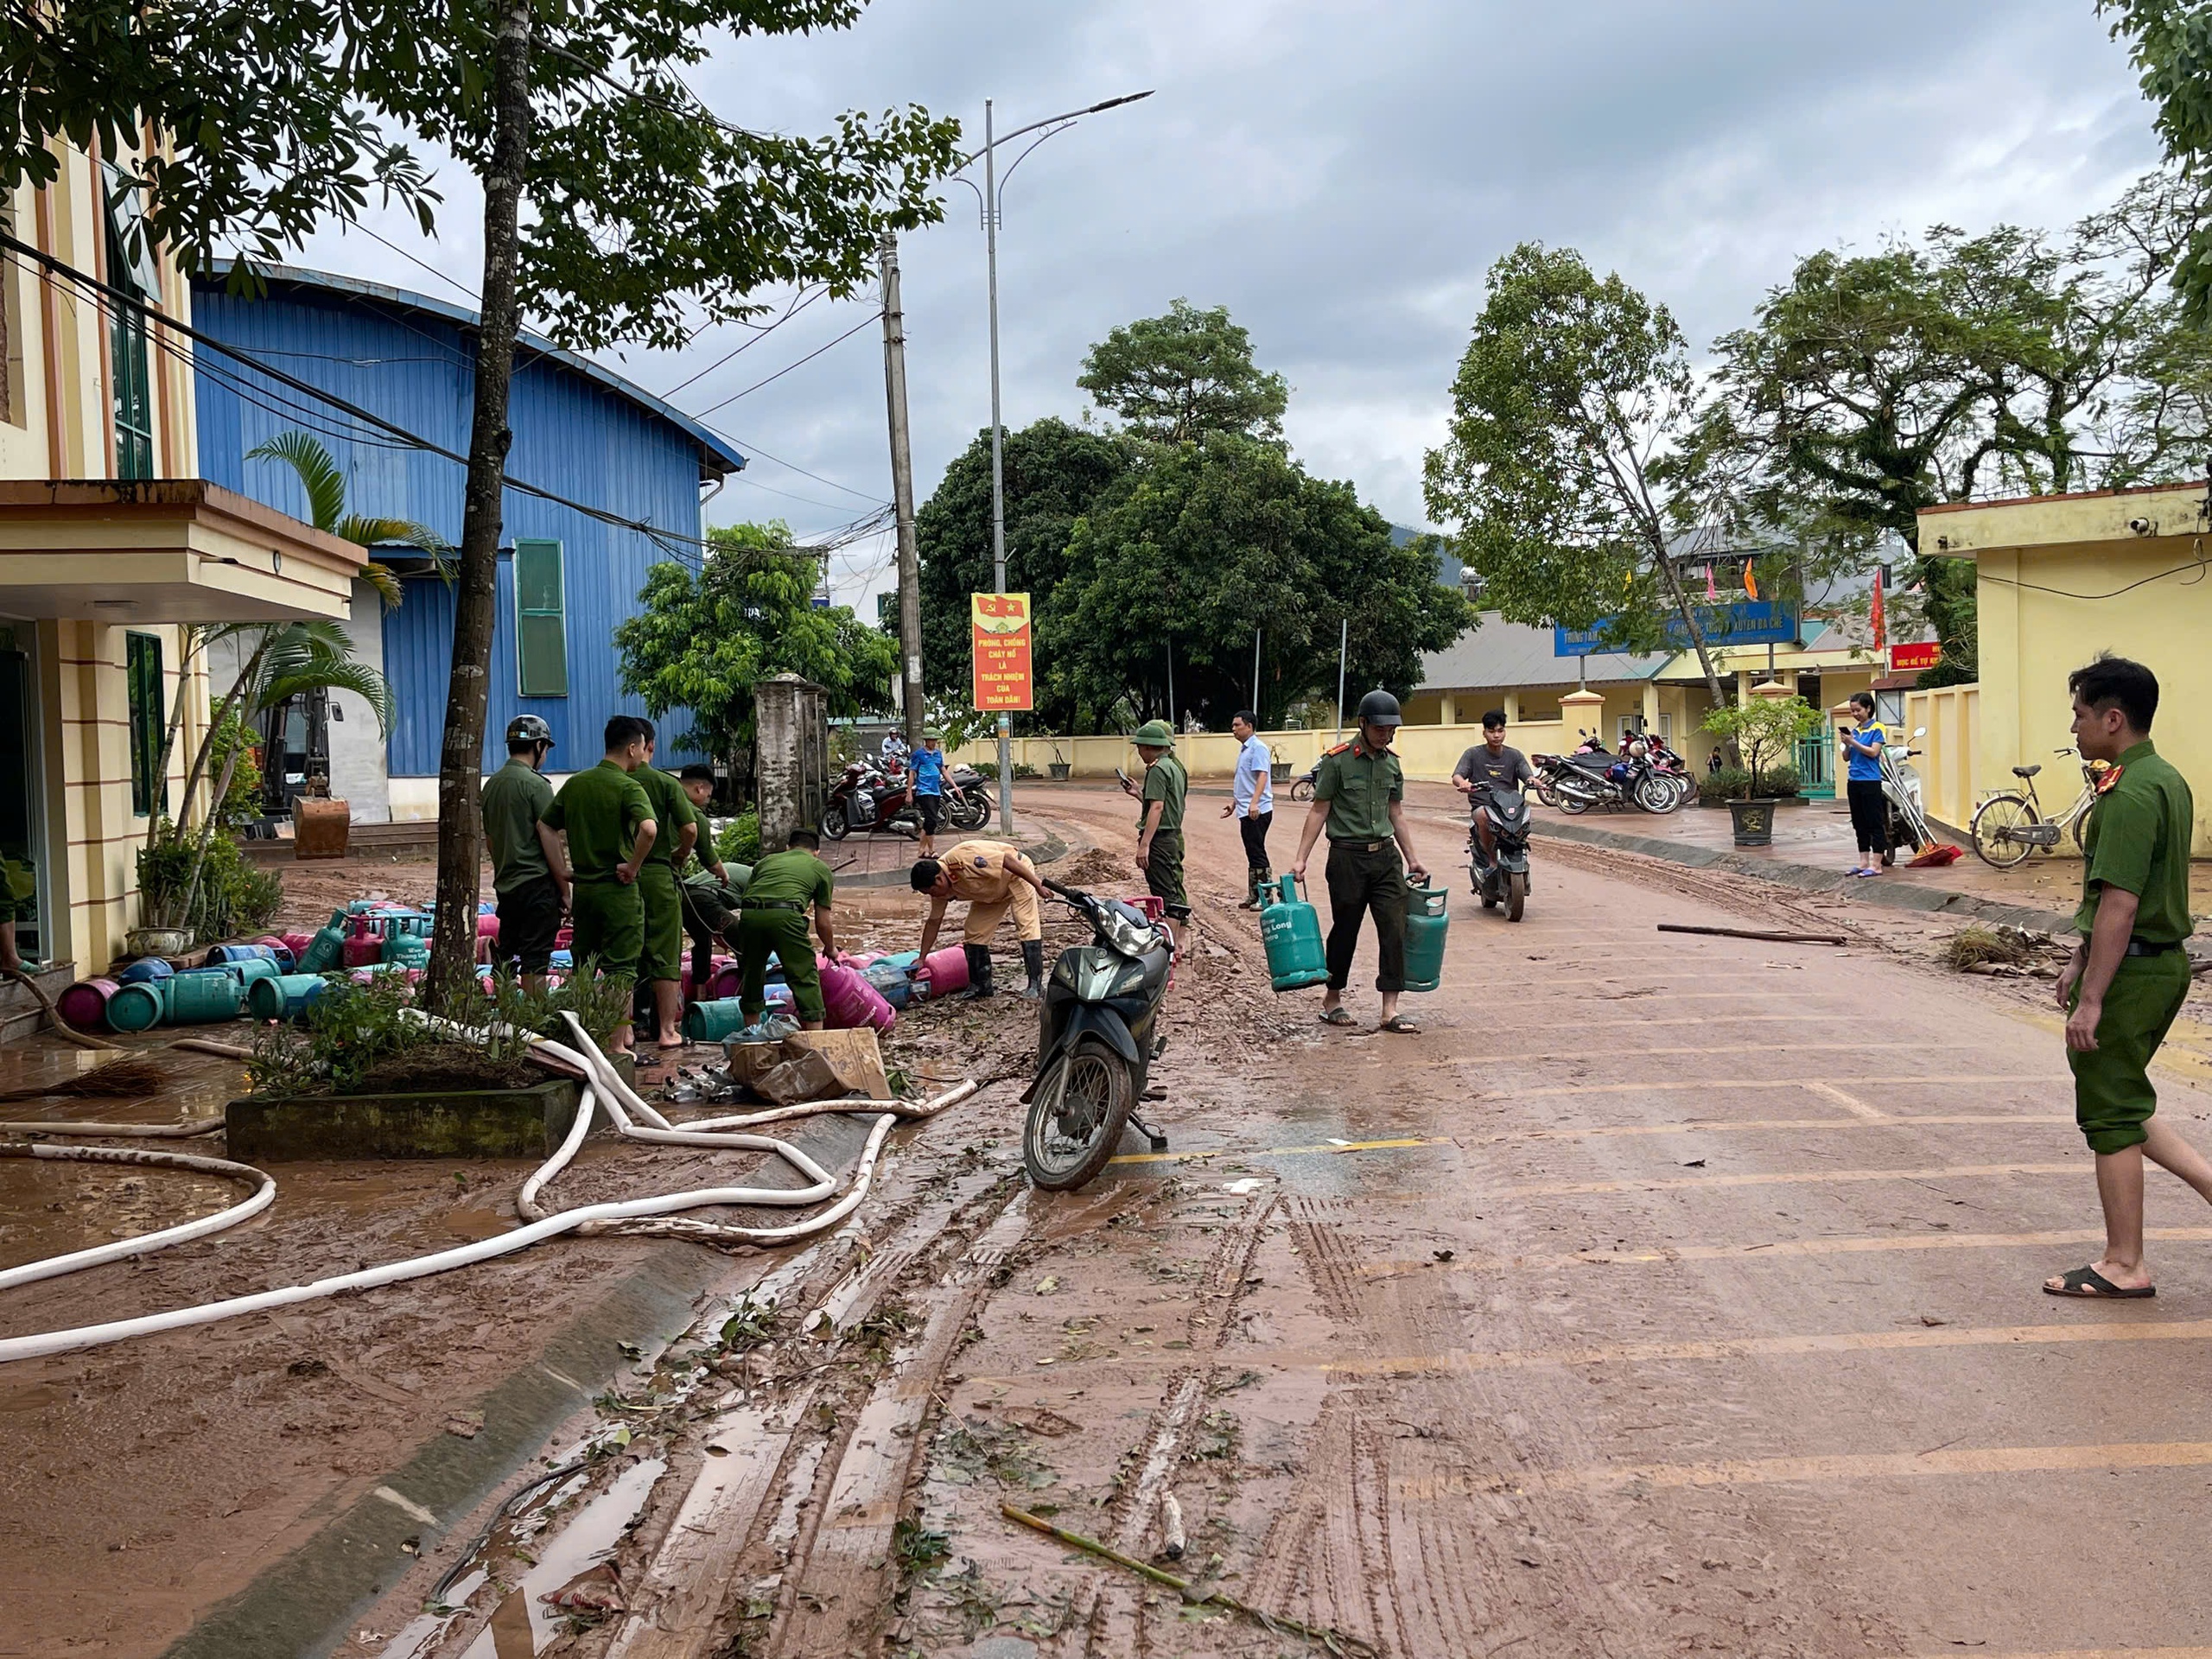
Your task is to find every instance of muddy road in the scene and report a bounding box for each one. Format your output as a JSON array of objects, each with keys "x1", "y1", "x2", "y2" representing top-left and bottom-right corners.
[{"x1": 11, "y1": 783, "x2": 2212, "y2": 1657}]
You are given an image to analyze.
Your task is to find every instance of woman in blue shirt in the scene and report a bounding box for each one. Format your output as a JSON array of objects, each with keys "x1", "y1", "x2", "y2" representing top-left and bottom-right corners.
[{"x1": 1840, "y1": 692, "x2": 1890, "y2": 876}]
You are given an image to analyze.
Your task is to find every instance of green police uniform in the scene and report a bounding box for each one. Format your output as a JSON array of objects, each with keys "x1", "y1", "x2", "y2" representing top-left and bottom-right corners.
[
  {"x1": 737, "y1": 847, "x2": 833, "y2": 1025},
  {"x1": 2069, "y1": 740, "x2": 2196, "y2": 1154},
  {"x1": 1139, "y1": 750, "x2": 1191, "y2": 918},
  {"x1": 480, "y1": 757, "x2": 562, "y2": 974},
  {"x1": 542, "y1": 760, "x2": 655, "y2": 982},
  {"x1": 1314, "y1": 737, "x2": 1409, "y2": 993},
  {"x1": 632, "y1": 765, "x2": 699, "y2": 982}
]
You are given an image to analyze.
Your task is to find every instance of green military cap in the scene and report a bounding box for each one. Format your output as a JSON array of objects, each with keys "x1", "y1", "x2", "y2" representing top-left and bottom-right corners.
[{"x1": 1132, "y1": 720, "x2": 1175, "y2": 747}]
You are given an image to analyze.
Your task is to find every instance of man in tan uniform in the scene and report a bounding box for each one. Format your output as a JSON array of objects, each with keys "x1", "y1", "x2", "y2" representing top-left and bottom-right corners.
[{"x1": 912, "y1": 839, "x2": 1050, "y2": 1000}]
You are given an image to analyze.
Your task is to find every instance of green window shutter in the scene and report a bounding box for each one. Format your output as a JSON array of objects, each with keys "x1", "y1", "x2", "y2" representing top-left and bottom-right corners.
[
  {"x1": 102, "y1": 163, "x2": 156, "y2": 481},
  {"x1": 513, "y1": 539, "x2": 569, "y2": 697},
  {"x1": 126, "y1": 631, "x2": 165, "y2": 817}
]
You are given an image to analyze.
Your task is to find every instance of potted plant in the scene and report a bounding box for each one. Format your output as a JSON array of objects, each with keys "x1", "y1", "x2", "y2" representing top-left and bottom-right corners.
[
  {"x1": 1047, "y1": 743, "x2": 1071, "y2": 781},
  {"x1": 1700, "y1": 690, "x2": 1821, "y2": 848},
  {"x1": 1269, "y1": 745, "x2": 1291, "y2": 785}
]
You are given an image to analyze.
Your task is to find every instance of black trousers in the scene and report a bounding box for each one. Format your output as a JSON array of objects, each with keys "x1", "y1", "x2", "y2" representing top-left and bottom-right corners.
[
  {"x1": 1238, "y1": 810, "x2": 1273, "y2": 892},
  {"x1": 1846, "y1": 778, "x2": 1889, "y2": 856},
  {"x1": 681, "y1": 880, "x2": 741, "y2": 987},
  {"x1": 1325, "y1": 840, "x2": 1408, "y2": 994}
]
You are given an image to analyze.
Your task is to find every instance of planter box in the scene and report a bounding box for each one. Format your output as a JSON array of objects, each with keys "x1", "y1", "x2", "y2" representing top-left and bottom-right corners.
[
  {"x1": 227, "y1": 1075, "x2": 588, "y2": 1161},
  {"x1": 1726, "y1": 798, "x2": 1780, "y2": 847},
  {"x1": 1047, "y1": 763, "x2": 1072, "y2": 780}
]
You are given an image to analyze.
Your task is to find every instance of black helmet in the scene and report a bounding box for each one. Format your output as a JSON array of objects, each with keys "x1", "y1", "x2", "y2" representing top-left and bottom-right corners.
[
  {"x1": 1356, "y1": 690, "x2": 1402, "y2": 728},
  {"x1": 506, "y1": 715, "x2": 554, "y2": 747}
]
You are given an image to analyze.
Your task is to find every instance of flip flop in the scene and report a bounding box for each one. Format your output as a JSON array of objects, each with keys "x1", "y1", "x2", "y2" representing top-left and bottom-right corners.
[
  {"x1": 1319, "y1": 1007, "x2": 1357, "y2": 1027},
  {"x1": 1378, "y1": 1015, "x2": 1421, "y2": 1035},
  {"x1": 2044, "y1": 1264, "x2": 2155, "y2": 1299}
]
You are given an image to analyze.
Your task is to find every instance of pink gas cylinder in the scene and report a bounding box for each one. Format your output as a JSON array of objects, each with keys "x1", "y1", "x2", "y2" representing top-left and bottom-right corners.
[
  {"x1": 913, "y1": 945, "x2": 969, "y2": 999},
  {"x1": 817, "y1": 954, "x2": 895, "y2": 1032}
]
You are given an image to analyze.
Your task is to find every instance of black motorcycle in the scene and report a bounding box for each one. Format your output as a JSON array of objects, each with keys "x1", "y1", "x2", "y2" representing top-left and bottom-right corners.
[
  {"x1": 1467, "y1": 782, "x2": 1532, "y2": 922},
  {"x1": 1020, "y1": 879, "x2": 1172, "y2": 1191},
  {"x1": 944, "y1": 764, "x2": 994, "y2": 831}
]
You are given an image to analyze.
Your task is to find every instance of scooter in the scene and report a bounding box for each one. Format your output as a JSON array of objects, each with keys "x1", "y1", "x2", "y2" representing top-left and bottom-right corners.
[
  {"x1": 821, "y1": 760, "x2": 916, "y2": 840},
  {"x1": 1880, "y1": 725, "x2": 1932, "y2": 864},
  {"x1": 1466, "y1": 782, "x2": 1532, "y2": 922},
  {"x1": 943, "y1": 764, "x2": 995, "y2": 831},
  {"x1": 1019, "y1": 879, "x2": 1173, "y2": 1191}
]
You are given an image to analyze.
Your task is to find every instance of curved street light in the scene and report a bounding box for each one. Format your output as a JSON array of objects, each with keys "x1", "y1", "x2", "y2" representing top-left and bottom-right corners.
[{"x1": 952, "y1": 91, "x2": 1154, "y2": 835}]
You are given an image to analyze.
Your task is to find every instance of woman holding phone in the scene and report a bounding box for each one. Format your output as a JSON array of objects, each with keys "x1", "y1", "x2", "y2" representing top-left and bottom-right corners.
[{"x1": 1840, "y1": 691, "x2": 1890, "y2": 876}]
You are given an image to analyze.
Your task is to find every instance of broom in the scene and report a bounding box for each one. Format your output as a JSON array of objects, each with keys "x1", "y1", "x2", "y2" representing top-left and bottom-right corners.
[
  {"x1": 0, "y1": 1052, "x2": 168, "y2": 1103},
  {"x1": 1907, "y1": 842, "x2": 1964, "y2": 868}
]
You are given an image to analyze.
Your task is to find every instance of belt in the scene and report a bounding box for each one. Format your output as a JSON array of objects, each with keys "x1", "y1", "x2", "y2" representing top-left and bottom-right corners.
[
  {"x1": 2126, "y1": 938, "x2": 2184, "y2": 957},
  {"x1": 1328, "y1": 839, "x2": 1393, "y2": 853},
  {"x1": 742, "y1": 899, "x2": 808, "y2": 913}
]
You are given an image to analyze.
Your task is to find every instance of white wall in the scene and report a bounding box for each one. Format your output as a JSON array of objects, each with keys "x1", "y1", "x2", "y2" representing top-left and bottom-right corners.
[{"x1": 327, "y1": 577, "x2": 390, "y2": 822}]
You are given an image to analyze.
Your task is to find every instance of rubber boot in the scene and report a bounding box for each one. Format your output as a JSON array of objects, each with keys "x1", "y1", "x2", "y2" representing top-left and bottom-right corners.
[
  {"x1": 1020, "y1": 939, "x2": 1046, "y2": 1000},
  {"x1": 1241, "y1": 863, "x2": 1270, "y2": 911},
  {"x1": 954, "y1": 942, "x2": 994, "y2": 1000}
]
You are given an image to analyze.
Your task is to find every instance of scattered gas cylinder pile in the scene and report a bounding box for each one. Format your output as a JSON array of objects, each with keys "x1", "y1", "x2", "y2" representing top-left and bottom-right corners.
[{"x1": 679, "y1": 944, "x2": 976, "y2": 1042}]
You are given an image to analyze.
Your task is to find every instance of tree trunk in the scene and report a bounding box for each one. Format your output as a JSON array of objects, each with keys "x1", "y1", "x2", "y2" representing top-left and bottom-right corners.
[
  {"x1": 1649, "y1": 541, "x2": 1730, "y2": 712},
  {"x1": 428, "y1": 0, "x2": 534, "y2": 1009}
]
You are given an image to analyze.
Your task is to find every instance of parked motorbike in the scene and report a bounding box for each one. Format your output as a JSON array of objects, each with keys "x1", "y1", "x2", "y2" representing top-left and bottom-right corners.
[
  {"x1": 943, "y1": 765, "x2": 994, "y2": 831},
  {"x1": 1879, "y1": 725, "x2": 1931, "y2": 864},
  {"x1": 1466, "y1": 782, "x2": 1532, "y2": 922},
  {"x1": 821, "y1": 760, "x2": 916, "y2": 840},
  {"x1": 1020, "y1": 879, "x2": 1173, "y2": 1191},
  {"x1": 1531, "y1": 732, "x2": 1677, "y2": 815},
  {"x1": 1643, "y1": 734, "x2": 1695, "y2": 808}
]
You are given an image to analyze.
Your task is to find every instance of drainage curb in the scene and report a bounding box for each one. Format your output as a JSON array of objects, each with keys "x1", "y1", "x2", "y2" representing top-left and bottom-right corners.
[{"x1": 1528, "y1": 817, "x2": 2080, "y2": 936}]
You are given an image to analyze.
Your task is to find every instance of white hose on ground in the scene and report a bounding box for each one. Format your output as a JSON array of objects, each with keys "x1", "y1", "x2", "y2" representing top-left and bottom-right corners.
[
  {"x1": 0, "y1": 1118, "x2": 222, "y2": 1138},
  {"x1": 0, "y1": 1017, "x2": 978, "y2": 1365},
  {"x1": 0, "y1": 1143, "x2": 275, "y2": 1293}
]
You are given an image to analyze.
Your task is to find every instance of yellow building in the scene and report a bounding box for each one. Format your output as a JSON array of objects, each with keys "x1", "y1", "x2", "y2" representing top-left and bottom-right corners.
[
  {"x1": 1918, "y1": 480, "x2": 2212, "y2": 854},
  {"x1": 0, "y1": 139, "x2": 362, "y2": 986}
]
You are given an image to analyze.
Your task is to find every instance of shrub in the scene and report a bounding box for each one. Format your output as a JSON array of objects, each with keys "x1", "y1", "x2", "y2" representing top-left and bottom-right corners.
[
  {"x1": 1755, "y1": 766, "x2": 1802, "y2": 798},
  {"x1": 1012, "y1": 761, "x2": 1040, "y2": 779},
  {"x1": 971, "y1": 760, "x2": 1000, "y2": 780},
  {"x1": 138, "y1": 826, "x2": 283, "y2": 944},
  {"x1": 1700, "y1": 695, "x2": 1822, "y2": 799},
  {"x1": 1697, "y1": 767, "x2": 1751, "y2": 806},
  {"x1": 715, "y1": 810, "x2": 761, "y2": 865}
]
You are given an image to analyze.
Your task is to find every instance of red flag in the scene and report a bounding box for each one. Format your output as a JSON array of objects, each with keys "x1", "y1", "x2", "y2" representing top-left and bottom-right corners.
[
  {"x1": 1743, "y1": 561, "x2": 1759, "y2": 601},
  {"x1": 1870, "y1": 569, "x2": 1886, "y2": 649}
]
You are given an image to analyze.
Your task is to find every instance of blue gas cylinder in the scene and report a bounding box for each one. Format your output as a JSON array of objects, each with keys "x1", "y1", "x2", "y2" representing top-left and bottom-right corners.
[
  {"x1": 1403, "y1": 879, "x2": 1448, "y2": 993},
  {"x1": 1260, "y1": 873, "x2": 1330, "y2": 992}
]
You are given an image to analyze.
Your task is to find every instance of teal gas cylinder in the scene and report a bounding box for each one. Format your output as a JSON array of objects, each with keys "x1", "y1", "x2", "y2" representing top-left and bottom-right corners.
[
  {"x1": 1259, "y1": 873, "x2": 1329, "y2": 992},
  {"x1": 1402, "y1": 879, "x2": 1449, "y2": 993},
  {"x1": 165, "y1": 966, "x2": 247, "y2": 1023}
]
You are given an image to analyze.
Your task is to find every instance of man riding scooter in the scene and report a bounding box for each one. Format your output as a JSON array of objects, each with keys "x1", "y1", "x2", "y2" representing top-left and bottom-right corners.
[{"x1": 1452, "y1": 709, "x2": 1534, "y2": 876}]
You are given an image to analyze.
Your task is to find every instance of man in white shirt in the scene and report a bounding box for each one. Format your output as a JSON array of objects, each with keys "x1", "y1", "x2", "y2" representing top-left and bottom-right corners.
[{"x1": 1220, "y1": 710, "x2": 1275, "y2": 910}]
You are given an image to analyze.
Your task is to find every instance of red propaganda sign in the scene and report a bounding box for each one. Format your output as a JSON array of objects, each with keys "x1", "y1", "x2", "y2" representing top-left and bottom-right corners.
[
  {"x1": 971, "y1": 592, "x2": 1033, "y2": 712},
  {"x1": 1889, "y1": 641, "x2": 1942, "y2": 673}
]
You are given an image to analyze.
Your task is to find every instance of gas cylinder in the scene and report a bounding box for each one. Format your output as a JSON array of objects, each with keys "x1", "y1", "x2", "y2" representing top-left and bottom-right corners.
[
  {"x1": 105, "y1": 981, "x2": 166, "y2": 1033},
  {"x1": 915, "y1": 945, "x2": 969, "y2": 998},
  {"x1": 225, "y1": 957, "x2": 282, "y2": 994},
  {"x1": 1402, "y1": 879, "x2": 1448, "y2": 994},
  {"x1": 167, "y1": 966, "x2": 247, "y2": 1023},
  {"x1": 206, "y1": 942, "x2": 281, "y2": 970},
  {"x1": 248, "y1": 972, "x2": 331, "y2": 1021},
  {"x1": 817, "y1": 954, "x2": 895, "y2": 1032},
  {"x1": 683, "y1": 998, "x2": 754, "y2": 1042},
  {"x1": 384, "y1": 931, "x2": 431, "y2": 970},
  {"x1": 299, "y1": 914, "x2": 347, "y2": 973},
  {"x1": 117, "y1": 957, "x2": 175, "y2": 987},
  {"x1": 56, "y1": 977, "x2": 118, "y2": 1031},
  {"x1": 1259, "y1": 874, "x2": 1329, "y2": 992}
]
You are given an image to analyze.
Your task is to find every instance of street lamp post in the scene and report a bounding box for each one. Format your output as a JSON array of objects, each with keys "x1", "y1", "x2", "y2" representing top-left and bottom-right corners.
[{"x1": 966, "y1": 89, "x2": 1153, "y2": 836}]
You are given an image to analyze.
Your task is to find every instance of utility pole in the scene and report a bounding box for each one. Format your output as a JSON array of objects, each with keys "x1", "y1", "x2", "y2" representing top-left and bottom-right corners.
[
  {"x1": 1334, "y1": 617, "x2": 1349, "y2": 742},
  {"x1": 1251, "y1": 627, "x2": 1262, "y2": 719},
  {"x1": 984, "y1": 98, "x2": 1014, "y2": 836},
  {"x1": 879, "y1": 232, "x2": 925, "y2": 746}
]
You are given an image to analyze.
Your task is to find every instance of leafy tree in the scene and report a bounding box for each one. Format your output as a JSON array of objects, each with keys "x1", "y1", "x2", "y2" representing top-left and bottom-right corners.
[
  {"x1": 1423, "y1": 243, "x2": 1732, "y2": 712},
  {"x1": 1046, "y1": 434, "x2": 1471, "y2": 730},
  {"x1": 245, "y1": 429, "x2": 450, "y2": 607},
  {"x1": 1694, "y1": 171, "x2": 2208, "y2": 684},
  {"x1": 3, "y1": 0, "x2": 961, "y2": 1001},
  {"x1": 1077, "y1": 299, "x2": 1288, "y2": 443},
  {"x1": 616, "y1": 523, "x2": 898, "y2": 798},
  {"x1": 914, "y1": 418, "x2": 1135, "y2": 732},
  {"x1": 2101, "y1": 1, "x2": 2212, "y2": 323}
]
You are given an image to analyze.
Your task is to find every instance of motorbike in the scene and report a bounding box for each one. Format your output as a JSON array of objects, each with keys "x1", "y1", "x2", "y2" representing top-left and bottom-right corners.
[
  {"x1": 1466, "y1": 782, "x2": 1532, "y2": 922},
  {"x1": 1020, "y1": 878, "x2": 1173, "y2": 1191},
  {"x1": 943, "y1": 764, "x2": 994, "y2": 831},
  {"x1": 821, "y1": 760, "x2": 916, "y2": 840},
  {"x1": 1531, "y1": 732, "x2": 1677, "y2": 815},
  {"x1": 1642, "y1": 734, "x2": 1695, "y2": 808},
  {"x1": 1878, "y1": 725, "x2": 1932, "y2": 865}
]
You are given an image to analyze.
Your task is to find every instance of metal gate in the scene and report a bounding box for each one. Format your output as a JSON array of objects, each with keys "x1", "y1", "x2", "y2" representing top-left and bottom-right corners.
[{"x1": 1793, "y1": 733, "x2": 1835, "y2": 799}]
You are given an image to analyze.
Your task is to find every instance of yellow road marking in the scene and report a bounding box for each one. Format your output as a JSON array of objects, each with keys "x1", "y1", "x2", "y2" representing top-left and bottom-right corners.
[
  {"x1": 1109, "y1": 1135, "x2": 1452, "y2": 1167},
  {"x1": 1909, "y1": 1649, "x2": 2212, "y2": 1658},
  {"x1": 1805, "y1": 1079, "x2": 1887, "y2": 1121},
  {"x1": 1491, "y1": 1440, "x2": 2212, "y2": 1495},
  {"x1": 1509, "y1": 1161, "x2": 2079, "y2": 1197},
  {"x1": 1498, "y1": 1115, "x2": 2064, "y2": 1142},
  {"x1": 1353, "y1": 1225, "x2": 2212, "y2": 1275},
  {"x1": 1321, "y1": 1319, "x2": 2212, "y2": 1377},
  {"x1": 1494, "y1": 1076, "x2": 2063, "y2": 1100}
]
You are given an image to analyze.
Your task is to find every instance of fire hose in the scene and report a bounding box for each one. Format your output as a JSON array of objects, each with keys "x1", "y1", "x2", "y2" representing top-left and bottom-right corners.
[{"x1": 0, "y1": 1014, "x2": 976, "y2": 1365}]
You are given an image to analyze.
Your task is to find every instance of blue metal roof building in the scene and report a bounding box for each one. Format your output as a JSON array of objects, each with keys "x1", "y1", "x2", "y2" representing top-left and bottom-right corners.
[{"x1": 192, "y1": 264, "x2": 742, "y2": 814}]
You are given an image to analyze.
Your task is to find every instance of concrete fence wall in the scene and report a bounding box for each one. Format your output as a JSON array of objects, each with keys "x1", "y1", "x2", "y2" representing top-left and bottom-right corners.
[
  {"x1": 1902, "y1": 682, "x2": 1980, "y2": 836},
  {"x1": 949, "y1": 719, "x2": 1578, "y2": 785}
]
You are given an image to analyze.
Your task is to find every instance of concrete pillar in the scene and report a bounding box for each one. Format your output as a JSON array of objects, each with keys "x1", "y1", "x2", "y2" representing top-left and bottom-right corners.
[
  {"x1": 1560, "y1": 687, "x2": 1606, "y2": 742},
  {"x1": 753, "y1": 673, "x2": 828, "y2": 853},
  {"x1": 1503, "y1": 690, "x2": 1520, "y2": 724}
]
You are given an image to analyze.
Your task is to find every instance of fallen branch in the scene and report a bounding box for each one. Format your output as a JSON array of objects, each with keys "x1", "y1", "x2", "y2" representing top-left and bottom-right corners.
[
  {"x1": 4, "y1": 965, "x2": 120, "y2": 1051},
  {"x1": 1656, "y1": 924, "x2": 1847, "y2": 946},
  {"x1": 1001, "y1": 1503, "x2": 1378, "y2": 1656},
  {"x1": 169, "y1": 1037, "x2": 254, "y2": 1060}
]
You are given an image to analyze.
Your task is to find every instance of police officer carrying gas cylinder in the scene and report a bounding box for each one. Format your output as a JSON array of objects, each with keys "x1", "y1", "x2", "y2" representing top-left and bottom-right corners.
[{"x1": 1290, "y1": 690, "x2": 1429, "y2": 1034}]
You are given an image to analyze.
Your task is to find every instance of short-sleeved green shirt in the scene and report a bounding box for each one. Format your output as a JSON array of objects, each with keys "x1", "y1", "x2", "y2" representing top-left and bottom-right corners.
[
  {"x1": 633, "y1": 765, "x2": 699, "y2": 868},
  {"x1": 2077, "y1": 740, "x2": 2196, "y2": 944},
  {"x1": 1138, "y1": 753, "x2": 1187, "y2": 834},
  {"x1": 745, "y1": 848, "x2": 835, "y2": 909},
  {"x1": 480, "y1": 757, "x2": 554, "y2": 894},
  {"x1": 1314, "y1": 738, "x2": 1404, "y2": 842},
  {"x1": 542, "y1": 760, "x2": 654, "y2": 883}
]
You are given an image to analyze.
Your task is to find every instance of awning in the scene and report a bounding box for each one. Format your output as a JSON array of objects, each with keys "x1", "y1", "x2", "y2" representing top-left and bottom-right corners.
[{"x1": 0, "y1": 480, "x2": 365, "y2": 623}]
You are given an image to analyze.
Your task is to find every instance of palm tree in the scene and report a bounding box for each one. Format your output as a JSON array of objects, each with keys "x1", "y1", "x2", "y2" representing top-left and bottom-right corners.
[{"x1": 133, "y1": 434, "x2": 426, "y2": 941}]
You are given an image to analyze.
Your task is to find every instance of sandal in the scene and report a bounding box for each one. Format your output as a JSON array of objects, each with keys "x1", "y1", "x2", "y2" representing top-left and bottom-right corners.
[
  {"x1": 1319, "y1": 1007, "x2": 1357, "y2": 1027},
  {"x1": 1379, "y1": 1014, "x2": 1421, "y2": 1034},
  {"x1": 2044, "y1": 1264, "x2": 2154, "y2": 1299}
]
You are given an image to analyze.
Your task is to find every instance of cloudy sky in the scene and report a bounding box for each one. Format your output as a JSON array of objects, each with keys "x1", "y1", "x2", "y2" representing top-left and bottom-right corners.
[{"x1": 285, "y1": 0, "x2": 2164, "y2": 613}]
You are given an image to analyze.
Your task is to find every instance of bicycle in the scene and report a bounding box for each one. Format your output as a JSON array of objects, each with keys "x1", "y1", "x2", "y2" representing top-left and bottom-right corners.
[{"x1": 1968, "y1": 747, "x2": 2103, "y2": 869}]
